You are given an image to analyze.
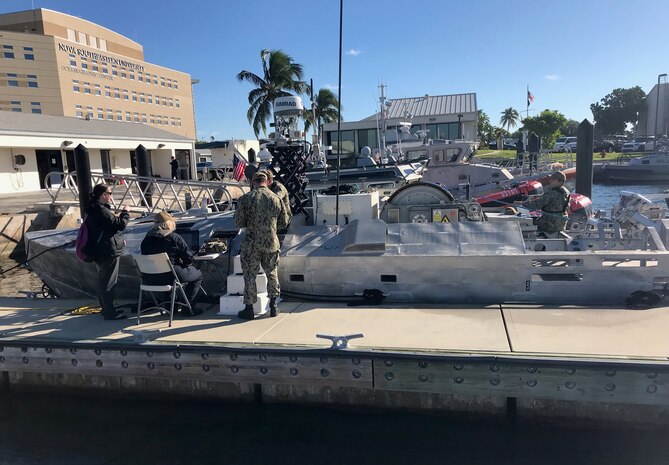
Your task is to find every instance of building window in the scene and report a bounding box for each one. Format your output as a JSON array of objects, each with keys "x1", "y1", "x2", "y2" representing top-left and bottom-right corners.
[
  {"x1": 67, "y1": 29, "x2": 76, "y2": 42},
  {"x1": 102, "y1": 66, "x2": 108, "y2": 74},
  {"x1": 125, "y1": 111, "x2": 131, "y2": 122},
  {"x1": 111, "y1": 64, "x2": 118, "y2": 76},
  {"x1": 31, "y1": 108, "x2": 41, "y2": 114},
  {"x1": 23, "y1": 47, "x2": 34, "y2": 60},
  {"x1": 3, "y1": 45, "x2": 14, "y2": 59},
  {"x1": 94, "y1": 84, "x2": 101, "y2": 95},
  {"x1": 77, "y1": 32, "x2": 87, "y2": 45},
  {"x1": 132, "y1": 91, "x2": 137, "y2": 102},
  {"x1": 7, "y1": 72, "x2": 18, "y2": 87},
  {"x1": 106, "y1": 109, "x2": 113, "y2": 120},
  {"x1": 69, "y1": 54, "x2": 76, "y2": 66},
  {"x1": 114, "y1": 88, "x2": 120, "y2": 99},
  {"x1": 104, "y1": 85, "x2": 111, "y2": 97},
  {"x1": 139, "y1": 93, "x2": 145, "y2": 103},
  {"x1": 11, "y1": 107, "x2": 21, "y2": 112},
  {"x1": 27, "y1": 75, "x2": 38, "y2": 88},
  {"x1": 141, "y1": 113, "x2": 147, "y2": 123},
  {"x1": 148, "y1": 94, "x2": 153, "y2": 104},
  {"x1": 116, "y1": 110, "x2": 122, "y2": 121},
  {"x1": 84, "y1": 84, "x2": 91, "y2": 94},
  {"x1": 89, "y1": 36, "x2": 98, "y2": 49},
  {"x1": 176, "y1": 100, "x2": 180, "y2": 108},
  {"x1": 121, "y1": 71, "x2": 126, "y2": 79},
  {"x1": 123, "y1": 90, "x2": 129, "y2": 100},
  {"x1": 133, "y1": 113, "x2": 139, "y2": 123},
  {"x1": 129, "y1": 73, "x2": 135, "y2": 80},
  {"x1": 99, "y1": 38, "x2": 107, "y2": 51},
  {"x1": 97, "y1": 107, "x2": 104, "y2": 119},
  {"x1": 75, "y1": 104, "x2": 83, "y2": 118}
]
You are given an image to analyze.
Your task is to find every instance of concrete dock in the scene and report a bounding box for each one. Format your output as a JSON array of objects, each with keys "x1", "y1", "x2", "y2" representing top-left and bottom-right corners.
[{"x1": 0, "y1": 297, "x2": 667, "y2": 425}]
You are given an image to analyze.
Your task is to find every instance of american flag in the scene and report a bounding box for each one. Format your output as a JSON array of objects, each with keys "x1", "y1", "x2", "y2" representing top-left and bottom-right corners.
[
  {"x1": 527, "y1": 90, "x2": 535, "y2": 106},
  {"x1": 232, "y1": 152, "x2": 247, "y2": 182}
]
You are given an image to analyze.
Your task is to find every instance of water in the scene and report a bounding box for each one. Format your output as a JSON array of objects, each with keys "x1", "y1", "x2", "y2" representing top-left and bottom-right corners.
[
  {"x1": 591, "y1": 183, "x2": 669, "y2": 212},
  {"x1": 0, "y1": 391, "x2": 667, "y2": 465}
]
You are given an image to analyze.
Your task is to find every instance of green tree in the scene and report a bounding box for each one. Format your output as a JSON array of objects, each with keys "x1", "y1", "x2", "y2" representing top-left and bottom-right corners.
[
  {"x1": 500, "y1": 107, "x2": 520, "y2": 132},
  {"x1": 303, "y1": 88, "x2": 341, "y2": 143},
  {"x1": 590, "y1": 87, "x2": 646, "y2": 135},
  {"x1": 236, "y1": 49, "x2": 308, "y2": 138},
  {"x1": 477, "y1": 110, "x2": 492, "y2": 144},
  {"x1": 561, "y1": 119, "x2": 579, "y2": 136},
  {"x1": 521, "y1": 109, "x2": 568, "y2": 148}
]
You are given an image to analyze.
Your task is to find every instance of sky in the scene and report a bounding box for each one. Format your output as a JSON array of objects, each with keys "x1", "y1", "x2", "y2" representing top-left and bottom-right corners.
[{"x1": 2, "y1": 0, "x2": 669, "y2": 141}]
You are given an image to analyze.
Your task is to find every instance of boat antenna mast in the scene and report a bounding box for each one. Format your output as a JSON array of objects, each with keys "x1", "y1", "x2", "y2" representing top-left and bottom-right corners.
[{"x1": 379, "y1": 84, "x2": 390, "y2": 159}]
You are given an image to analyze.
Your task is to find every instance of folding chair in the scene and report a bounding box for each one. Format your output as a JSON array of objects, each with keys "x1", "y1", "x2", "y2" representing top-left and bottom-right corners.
[{"x1": 131, "y1": 253, "x2": 192, "y2": 327}]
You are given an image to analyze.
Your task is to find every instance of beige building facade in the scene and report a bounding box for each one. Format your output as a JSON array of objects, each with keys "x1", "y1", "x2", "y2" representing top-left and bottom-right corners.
[{"x1": 0, "y1": 8, "x2": 196, "y2": 139}]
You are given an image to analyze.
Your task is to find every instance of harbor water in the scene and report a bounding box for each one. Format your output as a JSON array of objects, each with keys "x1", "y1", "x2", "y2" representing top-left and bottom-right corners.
[{"x1": 0, "y1": 390, "x2": 667, "y2": 465}]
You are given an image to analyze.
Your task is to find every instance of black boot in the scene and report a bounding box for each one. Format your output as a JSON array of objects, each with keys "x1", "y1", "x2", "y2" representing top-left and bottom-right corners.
[
  {"x1": 269, "y1": 298, "x2": 279, "y2": 317},
  {"x1": 237, "y1": 304, "x2": 255, "y2": 320}
]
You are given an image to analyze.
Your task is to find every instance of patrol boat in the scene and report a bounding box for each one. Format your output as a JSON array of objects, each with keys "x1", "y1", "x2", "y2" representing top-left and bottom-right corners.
[{"x1": 24, "y1": 184, "x2": 669, "y2": 307}]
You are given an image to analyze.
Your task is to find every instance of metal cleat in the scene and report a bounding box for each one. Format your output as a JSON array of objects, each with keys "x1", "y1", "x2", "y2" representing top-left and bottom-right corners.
[
  {"x1": 316, "y1": 333, "x2": 364, "y2": 350},
  {"x1": 18, "y1": 291, "x2": 39, "y2": 299},
  {"x1": 121, "y1": 329, "x2": 161, "y2": 343}
]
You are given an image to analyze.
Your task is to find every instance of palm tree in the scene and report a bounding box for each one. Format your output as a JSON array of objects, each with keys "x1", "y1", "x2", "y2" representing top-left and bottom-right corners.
[
  {"x1": 477, "y1": 110, "x2": 491, "y2": 144},
  {"x1": 303, "y1": 88, "x2": 341, "y2": 144},
  {"x1": 236, "y1": 49, "x2": 308, "y2": 138},
  {"x1": 499, "y1": 107, "x2": 520, "y2": 132}
]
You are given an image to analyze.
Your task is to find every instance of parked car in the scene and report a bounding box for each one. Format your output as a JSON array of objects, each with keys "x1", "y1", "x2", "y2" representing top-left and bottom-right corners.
[
  {"x1": 594, "y1": 139, "x2": 615, "y2": 152},
  {"x1": 503, "y1": 138, "x2": 517, "y2": 150},
  {"x1": 607, "y1": 135, "x2": 629, "y2": 151},
  {"x1": 553, "y1": 136, "x2": 577, "y2": 152},
  {"x1": 621, "y1": 136, "x2": 655, "y2": 153}
]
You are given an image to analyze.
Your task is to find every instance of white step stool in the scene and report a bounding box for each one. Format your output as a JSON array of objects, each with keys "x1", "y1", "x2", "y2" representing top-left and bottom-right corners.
[{"x1": 218, "y1": 254, "x2": 270, "y2": 316}]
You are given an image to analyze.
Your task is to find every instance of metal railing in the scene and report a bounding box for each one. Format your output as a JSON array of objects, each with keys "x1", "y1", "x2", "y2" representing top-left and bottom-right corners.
[{"x1": 44, "y1": 171, "x2": 247, "y2": 214}]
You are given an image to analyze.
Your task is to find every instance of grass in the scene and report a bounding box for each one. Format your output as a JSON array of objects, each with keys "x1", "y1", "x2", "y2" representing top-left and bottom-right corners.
[{"x1": 476, "y1": 149, "x2": 641, "y2": 163}]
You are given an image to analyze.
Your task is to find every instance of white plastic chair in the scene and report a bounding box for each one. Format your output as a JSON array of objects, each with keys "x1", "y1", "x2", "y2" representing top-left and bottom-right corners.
[{"x1": 131, "y1": 253, "x2": 192, "y2": 327}]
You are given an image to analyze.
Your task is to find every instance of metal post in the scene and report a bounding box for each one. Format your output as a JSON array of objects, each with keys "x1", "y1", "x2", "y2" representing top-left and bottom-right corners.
[
  {"x1": 575, "y1": 119, "x2": 594, "y2": 199},
  {"x1": 457, "y1": 114, "x2": 463, "y2": 139},
  {"x1": 335, "y1": 0, "x2": 343, "y2": 225},
  {"x1": 74, "y1": 144, "x2": 92, "y2": 218},
  {"x1": 655, "y1": 74, "x2": 667, "y2": 139},
  {"x1": 135, "y1": 144, "x2": 153, "y2": 207}
]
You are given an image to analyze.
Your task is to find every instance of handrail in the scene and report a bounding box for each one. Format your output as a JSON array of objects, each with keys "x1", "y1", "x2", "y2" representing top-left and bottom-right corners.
[{"x1": 43, "y1": 171, "x2": 246, "y2": 214}]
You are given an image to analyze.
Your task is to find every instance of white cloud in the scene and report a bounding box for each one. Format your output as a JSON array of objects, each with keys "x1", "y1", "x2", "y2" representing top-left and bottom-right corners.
[
  {"x1": 346, "y1": 48, "x2": 362, "y2": 56},
  {"x1": 544, "y1": 74, "x2": 563, "y2": 81},
  {"x1": 322, "y1": 83, "x2": 341, "y2": 90}
]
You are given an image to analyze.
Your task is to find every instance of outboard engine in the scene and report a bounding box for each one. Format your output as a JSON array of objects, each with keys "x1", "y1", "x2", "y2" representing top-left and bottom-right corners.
[{"x1": 264, "y1": 96, "x2": 310, "y2": 217}]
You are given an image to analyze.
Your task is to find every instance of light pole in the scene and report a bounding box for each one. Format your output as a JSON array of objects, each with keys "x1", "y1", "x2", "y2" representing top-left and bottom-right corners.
[
  {"x1": 189, "y1": 78, "x2": 200, "y2": 180},
  {"x1": 655, "y1": 73, "x2": 667, "y2": 139},
  {"x1": 457, "y1": 114, "x2": 463, "y2": 139}
]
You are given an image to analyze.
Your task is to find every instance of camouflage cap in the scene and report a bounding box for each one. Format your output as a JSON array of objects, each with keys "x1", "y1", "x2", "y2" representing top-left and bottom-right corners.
[{"x1": 252, "y1": 171, "x2": 268, "y2": 182}]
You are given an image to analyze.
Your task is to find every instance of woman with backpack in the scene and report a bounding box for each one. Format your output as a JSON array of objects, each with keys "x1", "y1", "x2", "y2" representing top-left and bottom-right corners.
[{"x1": 85, "y1": 184, "x2": 130, "y2": 320}]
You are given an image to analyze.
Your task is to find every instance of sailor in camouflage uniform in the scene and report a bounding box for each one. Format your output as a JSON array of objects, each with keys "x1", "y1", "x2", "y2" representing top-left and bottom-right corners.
[
  {"x1": 262, "y1": 169, "x2": 292, "y2": 229},
  {"x1": 517, "y1": 171, "x2": 570, "y2": 234},
  {"x1": 234, "y1": 171, "x2": 289, "y2": 320}
]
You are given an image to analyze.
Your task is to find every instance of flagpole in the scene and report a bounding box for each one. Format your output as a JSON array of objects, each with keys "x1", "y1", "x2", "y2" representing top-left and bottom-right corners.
[{"x1": 526, "y1": 84, "x2": 529, "y2": 120}]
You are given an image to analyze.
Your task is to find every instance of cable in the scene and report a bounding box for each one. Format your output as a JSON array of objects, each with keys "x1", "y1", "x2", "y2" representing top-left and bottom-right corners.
[{"x1": 0, "y1": 240, "x2": 75, "y2": 276}]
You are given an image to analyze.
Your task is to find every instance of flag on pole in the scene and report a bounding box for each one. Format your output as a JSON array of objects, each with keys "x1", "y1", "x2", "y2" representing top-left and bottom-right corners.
[
  {"x1": 527, "y1": 90, "x2": 535, "y2": 106},
  {"x1": 232, "y1": 152, "x2": 247, "y2": 182}
]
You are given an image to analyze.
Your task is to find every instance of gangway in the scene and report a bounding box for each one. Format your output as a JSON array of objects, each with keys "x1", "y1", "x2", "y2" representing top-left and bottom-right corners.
[{"x1": 44, "y1": 171, "x2": 247, "y2": 214}]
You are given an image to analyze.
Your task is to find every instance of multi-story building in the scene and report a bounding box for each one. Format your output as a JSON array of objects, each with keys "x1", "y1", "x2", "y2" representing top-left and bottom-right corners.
[{"x1": 0, "y1": 8, "x2": 195, "y2": 139}]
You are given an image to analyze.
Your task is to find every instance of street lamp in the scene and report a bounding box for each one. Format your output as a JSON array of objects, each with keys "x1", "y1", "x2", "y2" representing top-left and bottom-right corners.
[
  {"x1": 457, "y1": 114, "x2": 463, "y2": 139},
  {"x1": 189, "y1": 78, "x2": 200, "y2": 180},
  {"x1": 655, "y1": 73, "x2": 667, "y2": 139}
]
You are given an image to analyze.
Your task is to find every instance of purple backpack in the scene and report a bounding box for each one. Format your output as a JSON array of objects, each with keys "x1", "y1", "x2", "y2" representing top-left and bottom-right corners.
[{"x1": 75, "y1": 218, "x2": 96, "y2": 263}]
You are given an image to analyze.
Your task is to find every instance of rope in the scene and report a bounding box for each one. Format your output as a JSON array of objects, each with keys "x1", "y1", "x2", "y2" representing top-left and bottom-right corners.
[{"x1": 0, "y1": 240, "x2": 76, "y2": 277}]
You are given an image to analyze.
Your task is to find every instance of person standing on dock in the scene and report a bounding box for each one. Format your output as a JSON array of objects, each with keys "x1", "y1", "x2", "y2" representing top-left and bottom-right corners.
[
  {"x1": 86, "y1": 184, "x2": 130, "y2": 320},
  {"x1": 262, "y1": 169, "x2": 292, "y2": 229},
  {"x1": 515, "y1": 171, "x2": 570, "y2": 234},
  {"x1": 234, "y1": 171, "x2": 289, "y2": 320}
]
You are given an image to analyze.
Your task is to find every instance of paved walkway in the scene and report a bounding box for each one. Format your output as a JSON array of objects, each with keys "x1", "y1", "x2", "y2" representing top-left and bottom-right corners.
[{"x1": 0, "y1": 297, "x2": 668, "y2": 360}]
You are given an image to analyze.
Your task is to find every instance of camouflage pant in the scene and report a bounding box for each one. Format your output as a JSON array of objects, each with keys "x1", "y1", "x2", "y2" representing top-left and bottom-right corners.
[{"x1": 240, "y1": 247, "x2": 280, "y2": 304}]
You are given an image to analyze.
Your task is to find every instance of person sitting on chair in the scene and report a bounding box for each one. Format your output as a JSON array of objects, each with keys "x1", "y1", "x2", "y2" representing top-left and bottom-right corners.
[{"x1": 140, "y1": 211, "x2": 203, "y2": 316}]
